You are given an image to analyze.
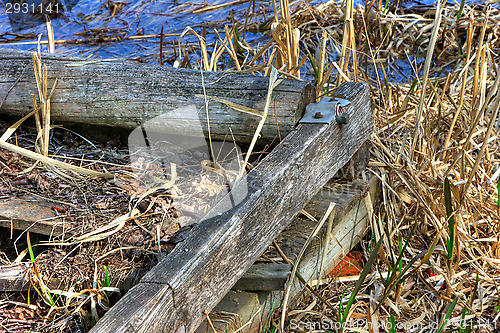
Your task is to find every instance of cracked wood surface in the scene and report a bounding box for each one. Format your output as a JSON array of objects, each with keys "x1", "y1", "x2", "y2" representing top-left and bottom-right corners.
[
  {"x1": 0, "y1": 197, "x2": 65, "y2": 236},
  {"x1": 90, "y1": 81, "x2": 372, "y2": 333},
  {"x1": 0, "y1": 48, "x2": 314, "y2": 143}
]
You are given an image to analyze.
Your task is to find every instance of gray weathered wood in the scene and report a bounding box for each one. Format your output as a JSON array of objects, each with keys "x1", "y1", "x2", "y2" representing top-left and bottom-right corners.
[
  {"x1": 0, "y1": 261, "x2": 289, "y2": 293},
  {"x1": 0, "y1": 48, "x2": 314, "y2": 143},
  {"x1": 282, "y1": 177, "x2": 379, "y2": 296},
  {"x1": 0, "y1": 197, "x2": 65, "y2": 236},
  {"x1": 199, "y1": 175, "x2": 380, "y2": 333},
  {"x1": 196, "y1": 291, "x2": 261, "y2": 333},
  {"x1": 0, "y1": 262, "x2": 31, "y2": 292},
  {"x1": 90, "y1": 81, "x2": 372, "y2": 333},
  {"x1": 232, "y1": 264, "x2": 291, "y2": 291}
]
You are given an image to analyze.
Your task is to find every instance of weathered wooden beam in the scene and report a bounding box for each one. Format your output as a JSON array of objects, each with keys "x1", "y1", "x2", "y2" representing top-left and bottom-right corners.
[
  {"x1": 0, "y1": 48, "x2": 315, "y2": 143},
  {"x1": 90, "y1": 82, "x2": 372, "y2": 333},
  {"x1": 0, "y1": 197, "x2": 65, "y2": 236},
  {"x1": 283, "y1": 177, "x2": 379, "y2": 295},
  {"x1": 198, "y1": 176, "x2": 380, "y2": 333},
  {"x1": 0, "y1": 262, "x2": 30, "y2": 292},
  {"x1": 196, "y1": 290, "x2": 262, "y2": 333},
  {"x1": 0, "y1": 175, "x2": 375, "y2": 327},
  {"x1": 0, "y1": 262, "x2": 290, "y2": 294},
  {"x1": 232, "y1": 264, "x2": 291, "y2": 291}
]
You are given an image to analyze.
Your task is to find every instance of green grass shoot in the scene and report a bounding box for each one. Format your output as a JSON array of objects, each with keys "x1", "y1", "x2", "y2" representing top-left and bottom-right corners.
[
  {"x1": 436, "y1": 297, "x2": 458, "y2": 333},
  {"x1": 27, "y1": 232, "x2": 35, "y2": 264},
  {"x1": 261, "y1": 299, "x2": 276, "y2": 333},
  {"x1": 389, "y1": 314, "x2": 396, "y2": 333},
  {"x1": 444, "y1": 177, "x2": 455, "y2": 261},
  {"x1": 398, "y1": 233, "x2": 403, "y2": 273},
  {"x1": 340, "y1": 237, "x2": 383, "y2": 331},
  {"x1": 104, "y1": 266, "x2": 110, "y2": 287},
  {"x1": 496, "y1": 178, "x2": 500, "y2": 207}
]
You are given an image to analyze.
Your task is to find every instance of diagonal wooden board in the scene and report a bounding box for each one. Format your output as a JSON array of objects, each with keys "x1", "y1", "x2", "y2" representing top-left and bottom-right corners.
[
  {"x1": 196, "y1": 176, "x2": 380, "y2": 332},
  {"x1": 90, "y1": 82, "x2": 372, "y2": 333}
]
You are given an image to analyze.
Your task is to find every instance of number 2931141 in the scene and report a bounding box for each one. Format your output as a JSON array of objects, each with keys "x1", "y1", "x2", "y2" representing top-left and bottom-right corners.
[{"x1": 5, "y1": 1, "x2": 60, "y2": 14}]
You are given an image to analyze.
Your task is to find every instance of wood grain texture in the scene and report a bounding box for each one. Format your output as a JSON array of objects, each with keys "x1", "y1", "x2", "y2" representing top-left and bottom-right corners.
[
  {"x1": 90, "y1": 81, "x2": 372, "y2": 333},
  {"x1": 200, "y1": 176, "x2": 380, "y2": 333},
  {"x1": 195, "y1": 290, "x2": 260, "y2": 333},
  {"x1": 0, "y1": 48, "x2": 314, "y2": 143},
  {"x1": 285, "y1": 177, "x2": 380, "y2": 290},
  {"x1": 232, "y1": 263, "x2": 291, "y2": 291},
  {"x1": 0, "y1": 262, "x2": 30, "y2": 292},
  {"x1": 0, "y1": 197, "x2": 65, "y2": 236}
]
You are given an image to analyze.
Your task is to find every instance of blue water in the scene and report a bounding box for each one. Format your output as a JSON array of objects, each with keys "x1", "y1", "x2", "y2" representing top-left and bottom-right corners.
[
  {"x1": 0, "y1": 0, "x2": 277, "y2": 60},
  {"x1": 0, "y1": 0, "x2": 491, "y2": 82},
  {"x1": 1, "y1": 0, "x2": 469, "y2": 58}
]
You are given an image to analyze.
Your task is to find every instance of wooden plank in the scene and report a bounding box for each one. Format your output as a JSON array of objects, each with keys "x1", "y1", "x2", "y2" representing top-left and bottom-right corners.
[
  {"x1": 232, "y1": 264, "x2": 291, "y2": 291},
  {"x1": 285, "y1": 177, "x2": 380, "y2": 294},
  {"x1": 0, "y1": 197, "x2": 65, "y2": 236},
  {"x1": 0, "y1": 172, "x2": 378, "y2": 332},
  {"x1": 0, "y1": 261, "x2": 288, "y2": 294},
  {"x1": 90, "y1": 81, "x2": 372, "y2": 333},
  {"x1": 201, "y1": 175, "x2": 380, "y2": 333},
  {"x1": 0, "y1": 48, "x2": 315, "y2": 144},
  {"x1": 334, "y1": 142, "x2": 370, "y2": 181},
  {"x1": 195, "y1": 291, "x2": 261, "y2": 333},
  {"x1": 0, "y1": 150, "x2": 372, "y2": 292},
  {"x1": 0, "y1": 262, "x2": 30, "y2": 292}
]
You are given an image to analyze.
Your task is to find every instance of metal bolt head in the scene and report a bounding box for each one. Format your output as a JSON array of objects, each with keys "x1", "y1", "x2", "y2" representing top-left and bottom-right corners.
[
  {"x1": 336, "y1": 113, "x2": 349, "y2": 124},
  {"x1": 313, "y1": 112, "x2": 323, "y2": 119}
]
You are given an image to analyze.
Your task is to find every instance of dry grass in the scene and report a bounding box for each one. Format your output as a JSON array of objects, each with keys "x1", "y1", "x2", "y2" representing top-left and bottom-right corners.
[
  {"x1": 1, "y1": 0, "x2": 500, "y2": 331},
  {"x1": 160, "y1": 0, "x2": 500, "y2": 330},
  {"x1": 269, "y1": 0, "x2": 500, "y2": 331}
]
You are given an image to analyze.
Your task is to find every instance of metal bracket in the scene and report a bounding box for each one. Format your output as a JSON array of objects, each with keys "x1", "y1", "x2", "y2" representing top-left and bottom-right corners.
[{"x1": 299, "y1": 97, "x2": 351, "y2": 125}]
